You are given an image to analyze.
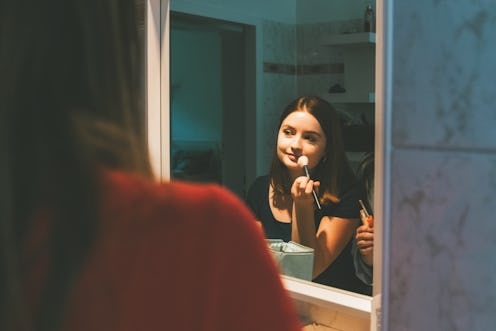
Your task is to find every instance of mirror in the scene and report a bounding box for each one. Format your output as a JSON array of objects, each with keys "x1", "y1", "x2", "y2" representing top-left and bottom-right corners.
[{"x1": 166, "y1": 0, "x2": 376, "y2": 297}]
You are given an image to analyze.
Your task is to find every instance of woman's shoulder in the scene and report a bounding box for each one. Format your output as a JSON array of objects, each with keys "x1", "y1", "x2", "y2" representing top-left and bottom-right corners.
[
  {"x1": 66, "y1": 171, "x2": 302, "y2": 331},
  {"x1": 102, "y1": 170, "x2": 259, "y2": 234},
  {"x1": 320, "y1": 170, "x2": 364, "y2": 218}
]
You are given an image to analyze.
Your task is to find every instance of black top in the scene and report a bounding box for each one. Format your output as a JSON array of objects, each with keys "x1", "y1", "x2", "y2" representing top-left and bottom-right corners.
[{"x1": 246, "y1": 175, "x2": 368, "y2": 294}]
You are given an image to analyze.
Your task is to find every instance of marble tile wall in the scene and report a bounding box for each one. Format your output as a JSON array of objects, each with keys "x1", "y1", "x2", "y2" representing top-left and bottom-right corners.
[
  {"x1": 295, "y1": 19, "x2": 362, "y2": 100},
  {"x1": 387, "y1": 0, "x2": 496, "y2": 330},
  {"x1": 261, "y1": 20, "x2": 297, "y2": 173},
  {"x1": 295, "y1": 18, "x2": 375, "y2": 128}
]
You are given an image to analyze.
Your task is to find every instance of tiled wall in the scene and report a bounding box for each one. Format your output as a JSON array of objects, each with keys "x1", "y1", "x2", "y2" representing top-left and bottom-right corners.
[
  {"x1": 260, "y1": 20, "x2": 297, "y2": 172},
  {"x1": 294, "y1": 18, "x2": 375, "y2": 130},
  {"x1": 386, "y1": 1, "x2": 496, "y2": 329},
  {"x1": 296, "y1": 19, "x2": 361, "y2": 97}
]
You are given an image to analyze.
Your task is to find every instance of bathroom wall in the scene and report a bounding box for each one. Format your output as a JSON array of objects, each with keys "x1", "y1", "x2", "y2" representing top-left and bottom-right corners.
[
  {"x1": 295, "y1": 0, "x2": 374, "y2": 101},
  {"x1": 171, "y1": 0, "x2": 296, "y2": 24},
  {"x1": 170, "y1": 0, "x2": 296, "y2": 176},
  {"x1": 296, "y1": 0, "x2": 369, "y2": 23},
  {"x1": 294, "y1": 17, "x2": 366, "y2": 110},
  {"x1": 170, "y1": 0, "x2": 368, "y2": 176},
  {"x1": 385, "y1": 0, "x2": 496, "y2": 329},
  {"x1": 260, "y1": 20, "x2": 297, "y2": 171},
  {"x1": 294, "y1": 0, "x2": 376, "y2": 172}
]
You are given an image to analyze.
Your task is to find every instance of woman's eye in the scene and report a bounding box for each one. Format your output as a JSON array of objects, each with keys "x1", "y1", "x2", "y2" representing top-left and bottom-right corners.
[
  {"x1": 305, "y1": 135, "x2": 317, "y2": 142},
  {"x1": 282, "y1": 129, "x2": 292, "y2": 135}
]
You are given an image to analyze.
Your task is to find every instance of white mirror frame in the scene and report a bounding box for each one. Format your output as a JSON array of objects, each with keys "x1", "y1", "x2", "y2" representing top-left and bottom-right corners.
[
  {"x1": 145, "y1": 0, "x2": 392, "y2": 329},
  {"x1": 147, "y1": 0, "x2": 169, "y2": 180}
]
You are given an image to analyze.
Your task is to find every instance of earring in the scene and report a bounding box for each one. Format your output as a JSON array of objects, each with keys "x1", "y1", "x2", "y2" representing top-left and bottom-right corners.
[{"x1": 321, "y1": 156, "x2": 328, "y2": 163}]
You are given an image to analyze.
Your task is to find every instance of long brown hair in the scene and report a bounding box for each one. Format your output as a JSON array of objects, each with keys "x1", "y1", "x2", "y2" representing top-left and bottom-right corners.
[
  {"x1": 0, "y1": 0, "x2": 150, "y2": 330},
  {"x1": 269, "y1": 96, "x2": 354, "y2": 205}
]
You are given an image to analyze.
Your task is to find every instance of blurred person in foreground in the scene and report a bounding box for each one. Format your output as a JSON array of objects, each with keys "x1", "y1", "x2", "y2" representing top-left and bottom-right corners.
[{"x1": 0, "y1": 1, "x2": 302, "y2": 330}]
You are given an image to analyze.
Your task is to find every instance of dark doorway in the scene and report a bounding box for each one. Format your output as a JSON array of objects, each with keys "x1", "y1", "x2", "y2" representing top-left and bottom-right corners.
[{"x1": 170, "y1": 12, "x2": 255, "y2": 198}]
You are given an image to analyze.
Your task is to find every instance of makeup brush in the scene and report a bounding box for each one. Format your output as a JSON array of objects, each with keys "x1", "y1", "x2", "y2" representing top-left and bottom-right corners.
[
  {"x1": 359, "y1": 199, "x2": 374, "y2": 227},
  {"x1": 297, "y1": 156, "x2": 322, "y2": 210}
]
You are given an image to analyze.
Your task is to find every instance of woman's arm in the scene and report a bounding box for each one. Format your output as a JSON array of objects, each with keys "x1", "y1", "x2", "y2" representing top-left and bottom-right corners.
[
  {"x1": 295, "y1": 213, "x2": 359, "y2": 278},
  {"x1": 290, "y1": 176, "x2": 359, "y2": 278}
]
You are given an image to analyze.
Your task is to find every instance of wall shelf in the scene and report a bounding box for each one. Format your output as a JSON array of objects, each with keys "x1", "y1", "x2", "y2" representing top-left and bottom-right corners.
[
  {"x1": 321, "y1": 32, "x2": 376, "y2": 47},
  {"x1": 321, "y1": 32, "x2": 376, "y2": 104},
  {"x1": 327, "y1": 92, "x2": 375, "y2": 104}
]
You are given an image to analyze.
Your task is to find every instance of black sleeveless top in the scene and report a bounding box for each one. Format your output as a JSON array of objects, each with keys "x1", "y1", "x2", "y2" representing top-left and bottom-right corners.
[{"x1": 246, "y1": 175, "x2": 369, "y2": 294}]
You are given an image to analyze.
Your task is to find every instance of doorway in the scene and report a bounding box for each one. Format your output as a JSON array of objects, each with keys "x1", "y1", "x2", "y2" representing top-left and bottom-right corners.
[{"x1": 169, "y1": 12, "x2": 255, "y2": 198}]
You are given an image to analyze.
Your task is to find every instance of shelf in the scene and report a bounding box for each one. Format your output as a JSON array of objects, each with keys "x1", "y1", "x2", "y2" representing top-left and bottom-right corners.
[
  {"x1": 320, "y1": 32, "x2": 375, "y2": 105},
  {"x1": 321, "y1": 32, "x2": 376, "y2": 47},
  {"x1": 326, "y1": 92, "x2": 375, "y2": 104}
]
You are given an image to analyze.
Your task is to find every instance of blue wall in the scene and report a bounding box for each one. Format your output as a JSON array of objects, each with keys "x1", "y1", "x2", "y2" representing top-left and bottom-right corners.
[{"x1": 170, "y1": 28, "x2": 222, "y2": 142}]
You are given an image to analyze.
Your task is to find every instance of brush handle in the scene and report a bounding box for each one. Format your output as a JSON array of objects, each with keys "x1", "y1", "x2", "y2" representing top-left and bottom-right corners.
[
  {"x1": 302, "y1": 165, "x2": 322, "y2": 210},
  {"x1": 359, "y1": 199, "x2": 370, "y2": 217}
]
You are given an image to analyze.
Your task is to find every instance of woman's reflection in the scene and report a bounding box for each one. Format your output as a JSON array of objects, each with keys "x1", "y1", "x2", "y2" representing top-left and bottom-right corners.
[{"x1": 246, "y1": 96, "x2": 369, "y2": 294}]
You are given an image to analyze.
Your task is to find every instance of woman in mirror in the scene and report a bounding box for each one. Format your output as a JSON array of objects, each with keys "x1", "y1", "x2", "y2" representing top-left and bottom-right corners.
[
  {"x1": 0, "y1": 0, "x2": 302, "y2": 330},
  {"x1": 246, "y1": 96, "x2": 368, "y2": 294}
]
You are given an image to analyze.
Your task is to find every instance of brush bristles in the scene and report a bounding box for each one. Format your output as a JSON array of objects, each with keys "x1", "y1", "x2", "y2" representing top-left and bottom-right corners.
[{"x1": 297, "y1": 156, "x2": 309, "y2": 167}]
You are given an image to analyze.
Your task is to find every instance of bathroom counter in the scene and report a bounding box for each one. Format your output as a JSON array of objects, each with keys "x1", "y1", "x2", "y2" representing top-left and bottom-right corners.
[{"x1": 282, "y1": 276, "x2": 371, "y2": 331}]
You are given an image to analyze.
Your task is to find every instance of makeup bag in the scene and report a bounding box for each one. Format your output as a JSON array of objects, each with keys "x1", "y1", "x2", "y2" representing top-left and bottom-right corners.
[{"x1": 267, "y1": 239, "x2": 314, "y2": 281}]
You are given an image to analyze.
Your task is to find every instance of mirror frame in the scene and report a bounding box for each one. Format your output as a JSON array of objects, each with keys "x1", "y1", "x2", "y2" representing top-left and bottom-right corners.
[
  {"x1": 147, "y1": 0, "x2": 170, "y2": 179},
  {"x1": 145, "y1": 0, "x2": 392, "y2": 329}
]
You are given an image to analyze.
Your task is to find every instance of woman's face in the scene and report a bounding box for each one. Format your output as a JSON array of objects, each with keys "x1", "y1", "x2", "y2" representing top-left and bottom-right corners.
[{"x1": 277, "y1": 110, "x2": 327, "y2": 177}]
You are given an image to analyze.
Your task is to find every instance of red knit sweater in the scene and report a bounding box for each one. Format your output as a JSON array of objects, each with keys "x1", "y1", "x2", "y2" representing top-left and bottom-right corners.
[{"x1": 29, "y1": 171, "x2": 302, "y2": 331}]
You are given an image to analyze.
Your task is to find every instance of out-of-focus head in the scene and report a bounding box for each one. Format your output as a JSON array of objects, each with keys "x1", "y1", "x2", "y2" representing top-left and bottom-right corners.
[
  {"x1": 0, "y1": 0, "x2": 150, "y2": 176},
  {"x1": 0, "y1": 2, "x2": 149, "y2": 329}
]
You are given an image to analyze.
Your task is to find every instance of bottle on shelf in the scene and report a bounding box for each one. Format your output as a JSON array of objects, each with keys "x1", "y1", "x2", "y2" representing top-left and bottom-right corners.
[{"x1": 364, "y1": 2, "x2": 375, "y2": 33}]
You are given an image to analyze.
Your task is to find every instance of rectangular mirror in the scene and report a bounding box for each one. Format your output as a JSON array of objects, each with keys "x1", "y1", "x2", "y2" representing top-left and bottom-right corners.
[{"x1": 165, "y1": 0, "x2": 377, "y2": 298}]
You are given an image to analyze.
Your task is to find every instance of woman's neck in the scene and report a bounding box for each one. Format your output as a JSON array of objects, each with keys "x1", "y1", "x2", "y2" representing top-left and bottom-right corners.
[{"x1": 288, "y1": 168, "x2": 304, "y2": 182}]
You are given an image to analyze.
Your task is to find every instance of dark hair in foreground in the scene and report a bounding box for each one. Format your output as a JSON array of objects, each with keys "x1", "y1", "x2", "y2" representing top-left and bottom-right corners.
[
  {"x1": 0, "y1": 0, "x2": 151, "y2": 330},
  {"x1": 269, "y1": 96, "x2": 355, "y2": 205}
]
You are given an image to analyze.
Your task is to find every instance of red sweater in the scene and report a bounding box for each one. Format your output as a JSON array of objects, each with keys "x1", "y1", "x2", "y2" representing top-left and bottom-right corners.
[{"x1": 41, "y1": 171, "x2": 301, "y2": 331}]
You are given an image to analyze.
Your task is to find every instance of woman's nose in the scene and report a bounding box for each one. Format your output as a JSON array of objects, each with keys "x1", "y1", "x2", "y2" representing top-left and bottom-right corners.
[{"x1": 290, "y1": 136, "x2": 302, "y2": 150}]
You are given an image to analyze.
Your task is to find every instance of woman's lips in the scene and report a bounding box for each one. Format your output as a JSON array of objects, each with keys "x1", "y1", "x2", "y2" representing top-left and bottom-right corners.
[{"x1": 287, "y1": 154, "x2": 300, "y2": 163}]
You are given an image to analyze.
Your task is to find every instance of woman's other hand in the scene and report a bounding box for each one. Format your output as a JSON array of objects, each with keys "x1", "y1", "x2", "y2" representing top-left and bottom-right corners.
[{"x1": 356, "y1": 224, "x2": 374, "y2": 266}]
